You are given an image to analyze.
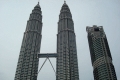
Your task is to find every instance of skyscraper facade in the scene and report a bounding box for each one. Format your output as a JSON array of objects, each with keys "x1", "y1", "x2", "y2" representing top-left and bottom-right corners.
[
  {"x1": 86, "y1": 25, "x2": 117, "y2": 80},
  {"x1": 15, "y1": 1, "x2": 80, "y2": 80},
  {"x1": 14, "y1": 3, "x2": 42, "y2": 80},
  {"x1": 56, "y1": 2, "x2": 79, "y2": 80}
]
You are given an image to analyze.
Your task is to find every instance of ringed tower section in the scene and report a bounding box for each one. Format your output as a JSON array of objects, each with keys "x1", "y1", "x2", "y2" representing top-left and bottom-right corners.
[
  {"x1": 14, "y1": 2, "x2": 43, "y2": 80},
  {"x1": 56, "y1": 2, "x2": 79, "y2": 80}
]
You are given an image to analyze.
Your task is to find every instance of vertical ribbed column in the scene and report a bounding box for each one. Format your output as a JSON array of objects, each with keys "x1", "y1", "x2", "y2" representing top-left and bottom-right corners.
[
  {"x1": 86, "y1": 25, "x2": 117, "y2": 80},
  {"x1": 15, "y1": 3, "x2": 42, "y2": 80},
  {"x1": 56, "y1": 2, "x2": 79, "y2": 80}
]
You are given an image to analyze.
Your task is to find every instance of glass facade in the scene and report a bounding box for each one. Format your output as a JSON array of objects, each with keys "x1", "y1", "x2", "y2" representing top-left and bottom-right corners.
[
  {"x1": 14, "y1": 3, "x2": 42, "y2": 80},
  {"x1": 56, "y1": 2, "x2": 79, "y2": 80},
  {"x1": 86, "y1": 25, "x2": 117, "y2": 80}
]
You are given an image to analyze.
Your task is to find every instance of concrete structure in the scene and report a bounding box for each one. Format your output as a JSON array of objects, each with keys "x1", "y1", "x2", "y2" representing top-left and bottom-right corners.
[
  {"x1": 86, "y1": 25, "x2": 117, "y2": 80},
  {"x1": 56, "y1": 2, "x2": 79, "y2": 80},
  {"x1": 14, "y1": 3, "x2": 42, "y2": 80}
]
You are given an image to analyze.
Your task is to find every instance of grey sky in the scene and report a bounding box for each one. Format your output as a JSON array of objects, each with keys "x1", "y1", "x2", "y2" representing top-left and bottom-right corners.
[{"x1": 0, "y1": 0, "x2": 120, "y2": 80}]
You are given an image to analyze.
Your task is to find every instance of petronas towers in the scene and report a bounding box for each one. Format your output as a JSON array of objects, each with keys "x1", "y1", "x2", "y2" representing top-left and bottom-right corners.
[
  {"x1": 15, "y1": 2, "x2": 79, "y2": 80},
  {"x1": 15, "y1": 3, "x2": 42, "y2": 80},
  {"x1": 15, "y1": 1, "x2": 117, "y2": 80},
  {"x1": 56, "y1": 2, "x2": 79, "y2": 80}
]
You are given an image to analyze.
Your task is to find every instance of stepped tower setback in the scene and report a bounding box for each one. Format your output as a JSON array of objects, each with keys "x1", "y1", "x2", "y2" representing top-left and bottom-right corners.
[
  {"x1": 56, "y1": 2, "x2": 79, "y2": 80},
  {"x1": 15, "y1": 3, "x2": 42, "y2": 80}
]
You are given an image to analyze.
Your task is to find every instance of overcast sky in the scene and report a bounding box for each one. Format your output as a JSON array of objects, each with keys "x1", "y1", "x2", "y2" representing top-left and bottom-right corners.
[{"x1": 0, "y1": 0, "x2": 120, "y2": 80}]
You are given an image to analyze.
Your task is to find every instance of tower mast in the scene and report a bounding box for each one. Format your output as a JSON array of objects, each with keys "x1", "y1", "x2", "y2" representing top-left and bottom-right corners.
[{"x1": 64, "y1": 0, "x2": 66, "y2": 3}]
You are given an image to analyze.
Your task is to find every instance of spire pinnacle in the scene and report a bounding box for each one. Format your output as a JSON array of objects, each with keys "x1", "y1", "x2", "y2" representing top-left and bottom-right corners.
[
  {"x1": 64, "y1": 0, "x2": 66, "y2": 3},
  {"x1": 38, "y1": 0, "x2": 40, "y2": 4},
  {"x1": 35, "y1": 0, "x2": 40, "y2": 8},
  {"x1": 37, "y1": 0, "x2": 40, "y2": 6}
]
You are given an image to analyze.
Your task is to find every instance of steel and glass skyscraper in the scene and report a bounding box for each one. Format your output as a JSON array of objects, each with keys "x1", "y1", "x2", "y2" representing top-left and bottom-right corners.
[
  {"x1": 15, "y1": 3, "x2": 42, "y2": 80},
  {"x1": 15, "y1": 1, "x2": 80, "y2": 80},
  {"x1": 86, "y1": 25, "x2": 117, "y2": 80},
  {"x1": 56, "y1": 2, "x2": 79, "y2": 80}
]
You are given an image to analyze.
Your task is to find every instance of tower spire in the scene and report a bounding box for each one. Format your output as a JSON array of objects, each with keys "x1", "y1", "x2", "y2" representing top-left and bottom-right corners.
[
  {"x1": 64, "y1": 0, "x2": 66, "y2": 3},
  {"x1": 38, "y1": 0, "x2": 40, "y2": 4}
]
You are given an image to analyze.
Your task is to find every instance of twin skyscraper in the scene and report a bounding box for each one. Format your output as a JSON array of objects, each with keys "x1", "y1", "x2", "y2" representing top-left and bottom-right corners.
[{"x1": 14, "y1": 1, "x2": 117, "y2": 80}]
